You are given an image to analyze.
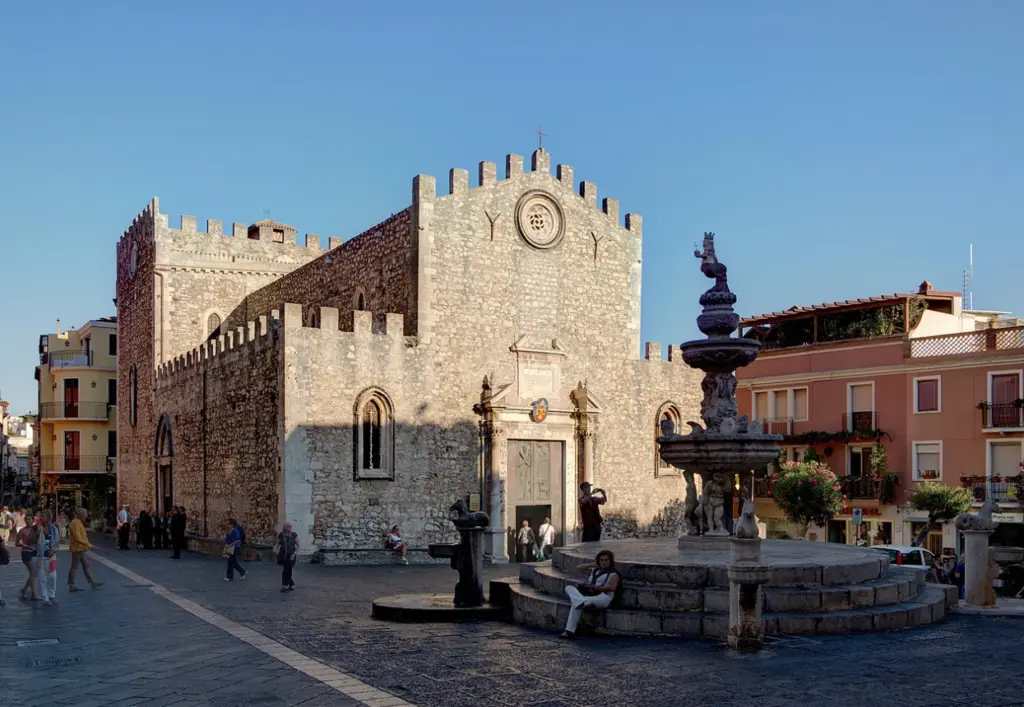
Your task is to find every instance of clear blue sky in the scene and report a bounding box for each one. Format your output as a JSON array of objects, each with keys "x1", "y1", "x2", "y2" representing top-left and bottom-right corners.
[{"x1": 2, "y1": 1, "x2": 1022, "y2": 413}]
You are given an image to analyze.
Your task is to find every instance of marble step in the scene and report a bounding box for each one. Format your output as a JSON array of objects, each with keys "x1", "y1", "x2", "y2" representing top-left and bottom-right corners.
[
  {"x1": 502, "y1": 580, "x2": 953, "y2": 638},
  {"x1": 522, "y1": 563, "x2": 924, "y2": 613},
  {"x1": 551, "y1": 545, "x2": 893, "y2": 588}
]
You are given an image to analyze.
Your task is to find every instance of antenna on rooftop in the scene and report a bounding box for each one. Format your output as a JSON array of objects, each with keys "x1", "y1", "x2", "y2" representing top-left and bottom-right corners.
[{"x1": 962, "y1": 244, "x2": 974, "y2": 311}]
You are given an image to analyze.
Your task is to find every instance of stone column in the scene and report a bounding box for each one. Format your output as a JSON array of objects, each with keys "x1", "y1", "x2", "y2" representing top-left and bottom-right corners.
[
  {"x1": 485, "y1": 426, "x2": 508, "y2": 563},
  {"x1": 962, "y1": 529, "x2": 997, "y2": 607},
  {"x1": 582, "y1": 429, "x2": 595, "y2": 487},
  {"x1": 454, "y1": 527, "x2": 486, "y2": 607},
  {"x1": 727, "y1": 537, "x2": 770, "y2": 651}
]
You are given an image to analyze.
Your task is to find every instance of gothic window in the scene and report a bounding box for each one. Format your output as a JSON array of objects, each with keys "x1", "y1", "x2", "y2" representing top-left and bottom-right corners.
[
  {"x1": 355, "y1": 290, "x2": 366, "y2": 311},
  {"x1": 655, "y1": 402, "x2": 681, "y2": 477},
  {"x1": 129, "y1": 364, "x2": 138, "y2": 427},
  {"x1": 207, "y1": 313, "x2": 222, "y2": 340},
  {"x1": 129, "y1": 241, "x2": 138, "y2": 277},
  {"x1": 305, "y1": 306, "x2": 321, "y2": 329},
  {"x1": 354, "y1": 388, "x2": 394, "y2": 480}
]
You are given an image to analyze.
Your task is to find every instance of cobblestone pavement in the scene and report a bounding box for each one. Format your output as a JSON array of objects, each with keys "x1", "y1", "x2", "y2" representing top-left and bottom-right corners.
[
  {"x1": 0, "y1": 545, "x2": 360, "y2": 707},
  {"x1": 60, "y1": 535, "x2": 1024, "y2": 707}
]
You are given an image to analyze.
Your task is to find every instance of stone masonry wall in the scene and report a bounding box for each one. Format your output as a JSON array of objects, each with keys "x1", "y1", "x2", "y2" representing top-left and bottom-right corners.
[
  {"x1": 116, "y1": 200, "x2": 159, "y2": 514},
  {"x1": 418, "y1": 151, "x2": 702, "y2": 530},
  {"x1": 153, "y1": 317, "x2": 282, "y2": 543},
  {"x1": 227, "y1": 209, "x2": 414, "y2": 335},
  {"x1": 154, "y1": 211, "x2": 321, "y2": 363},
  {"x1": 279, "y1": 305, "x2": 467, "y2": 553}
]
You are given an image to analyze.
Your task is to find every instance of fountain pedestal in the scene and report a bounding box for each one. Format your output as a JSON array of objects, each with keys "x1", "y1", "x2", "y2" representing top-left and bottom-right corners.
[{"x1": 727, "y1": 537, "x2": 770, "y2": 651}]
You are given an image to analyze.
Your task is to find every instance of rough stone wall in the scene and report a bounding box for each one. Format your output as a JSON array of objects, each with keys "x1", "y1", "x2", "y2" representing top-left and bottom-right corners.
[
  {"x1": 153, "y1": 319, "x2": 282, "y2": 542},
  {"x1": 115, "y1": 200, "x2": 158, "y2": 513},
  {"x1": 418, "y1": 151, "x2": 702, "y2": 530},
  {"x1": 280, "y1": 305, "x2": 467, "y2": 552},
  {"x1": 154, "y1": 211, "x2": 321, "y2": 363},
  {"x1": 228, "y1": 210, "x2": 414, "y2": 335}
]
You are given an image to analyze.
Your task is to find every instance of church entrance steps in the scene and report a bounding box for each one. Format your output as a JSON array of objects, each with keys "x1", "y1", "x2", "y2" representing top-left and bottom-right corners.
[{"x1": 518, "y1": 562, "x2": 925, "y2": 612}]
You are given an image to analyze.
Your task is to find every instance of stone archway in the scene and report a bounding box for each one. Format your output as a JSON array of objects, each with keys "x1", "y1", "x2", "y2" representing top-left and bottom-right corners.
[{"x1": 154, "y1": 413, "x2": 174, "y2": 514}]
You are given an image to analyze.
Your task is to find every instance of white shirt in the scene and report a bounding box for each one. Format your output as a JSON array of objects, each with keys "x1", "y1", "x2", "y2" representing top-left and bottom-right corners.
[
  {"x1": 537, "y1": 523, "x2": 555, "y2": 546},
  {"x1": 117, "y1": 509, "x2": 129, "y2": 524}
]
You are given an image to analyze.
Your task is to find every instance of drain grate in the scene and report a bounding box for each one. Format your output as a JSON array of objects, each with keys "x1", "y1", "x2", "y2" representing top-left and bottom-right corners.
[
  {"x1": 27, "y1": 656, "x2": 81, "y2": 669},
  {"x1": 206, "y1": 695, "x2": 283, "y2": 707},
  {"x1": 17, "y1": 639, "x2": 60, "y2": 647}
]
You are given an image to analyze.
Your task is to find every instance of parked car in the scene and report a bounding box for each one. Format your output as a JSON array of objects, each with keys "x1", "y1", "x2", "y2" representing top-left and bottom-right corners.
[{"x1": 872, "y1": 545, "x2": 938, "y2": 577}]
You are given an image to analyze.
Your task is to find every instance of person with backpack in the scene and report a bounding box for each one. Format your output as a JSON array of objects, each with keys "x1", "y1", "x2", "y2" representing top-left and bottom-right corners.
[{"x1": 559, "y1": 550, "x2": 621, "y2": 639}]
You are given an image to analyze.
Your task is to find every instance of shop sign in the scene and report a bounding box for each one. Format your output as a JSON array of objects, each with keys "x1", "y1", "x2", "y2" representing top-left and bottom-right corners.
[{"x1": 992, "y1": 513, "x2": 1024, "y2": 524}]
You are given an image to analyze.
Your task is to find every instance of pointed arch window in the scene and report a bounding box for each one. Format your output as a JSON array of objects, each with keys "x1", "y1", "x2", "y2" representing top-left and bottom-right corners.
[
  {"x1": 129, "y1": 364, "x2": 138, "y2": 427},
  {"x1": 354, "y1": 388, "x2": 394, "y2": 480},
  {"x1": 305, "y1": 306, "x2": 321, "y2": 329},
  {"x1": 655, "y1": 402, "x2": 682, "y2": 477},
  {"x1": 207, "y1": 313, "x2": 222, "y2": 340},
  {"x1": 355, "y1": 290, "x2": 366, "y2": 311}
]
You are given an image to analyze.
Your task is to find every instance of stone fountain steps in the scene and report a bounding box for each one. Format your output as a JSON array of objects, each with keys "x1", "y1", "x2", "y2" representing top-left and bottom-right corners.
[
  {"x1": 551, "y1": 545, "x2": 892, "y2": 588},
  {"x1": 520, "y1": 563, "x2": 925, "y2": 613},
  {"x1": 500, "y1": 579, "x2": 956, "y2": 638}
]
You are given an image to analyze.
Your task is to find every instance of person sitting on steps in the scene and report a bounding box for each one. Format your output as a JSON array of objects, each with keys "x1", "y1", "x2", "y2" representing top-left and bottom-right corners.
[
  {"x1": 386, "y1": 525, "x2": 409, "y2": 565},
  {"x1": 560, "y1": 550, "x2": 621, "y2": 639}
]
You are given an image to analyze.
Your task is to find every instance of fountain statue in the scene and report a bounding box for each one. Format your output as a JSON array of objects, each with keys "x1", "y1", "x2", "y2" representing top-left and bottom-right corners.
[{"x1": 657, "y1": 233, "x2": 782, "y2": 539}]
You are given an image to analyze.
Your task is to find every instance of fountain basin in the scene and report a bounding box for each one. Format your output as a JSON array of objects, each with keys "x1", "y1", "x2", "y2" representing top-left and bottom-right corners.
[
  {"x1": 657, "y1": 434, "x2": 782, "y2": 472},
  {"x1": 680, "y1": 337, "x2": 761, "y2": 373}
]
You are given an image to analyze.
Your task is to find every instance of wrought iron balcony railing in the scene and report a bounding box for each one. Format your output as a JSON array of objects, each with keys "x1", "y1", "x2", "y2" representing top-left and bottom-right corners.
[
  {"x1": 959, "y1": 479, "x2": 1022, "y2": 505},
  {"x1": 981, "y1": 403, "x2": 1024, "y2": 429},
  {"x1": 842, "y1": 411, "x2": 879, "y2": 435},
  {"x1": 39, "y1": 401, "x2": 111, "y2": 421},
  {"x1": 761, "y1": 417, "x2": 794, "y2": 436},
  {"x1": 40, "y1": 455, "x2": 116, "y2": 473}
]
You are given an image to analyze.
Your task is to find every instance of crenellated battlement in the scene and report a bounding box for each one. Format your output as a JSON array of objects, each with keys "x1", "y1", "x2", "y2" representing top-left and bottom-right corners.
[
  {"x1": 117, "y1": 197, "x2": 159, "y2": 252},
  {"x1": 155, "y1": 304, "x2": 411, "y2": 388},
  {"x1": 643, "y1": 342, "x2": 686, "y2": 363},
  {"x1": 423, "y1": 148, "x2": 641, "y2": 231},
  {"x1": 159, "y1": 211, "x2": 328, "y2": 252}
]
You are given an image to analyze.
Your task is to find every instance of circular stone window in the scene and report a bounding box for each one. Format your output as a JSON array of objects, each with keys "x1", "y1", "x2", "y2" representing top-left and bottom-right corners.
[
  {"x1": 128, "y1": 240, "x2": 139, "y2": 277},
  {"x1": 515, "y1": 191, "x2": 565, "y2": 249}
]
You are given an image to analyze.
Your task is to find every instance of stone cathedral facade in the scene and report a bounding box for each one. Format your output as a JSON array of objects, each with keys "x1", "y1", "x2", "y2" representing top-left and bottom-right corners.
[{"x1": 114, "y1": 148, "x2": 702, "y2": 562}]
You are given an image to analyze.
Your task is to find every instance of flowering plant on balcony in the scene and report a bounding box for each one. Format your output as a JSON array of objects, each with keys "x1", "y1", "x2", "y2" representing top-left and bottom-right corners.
[{"x1": 769, "y1": 460, "x2": 844, "y2": 539}]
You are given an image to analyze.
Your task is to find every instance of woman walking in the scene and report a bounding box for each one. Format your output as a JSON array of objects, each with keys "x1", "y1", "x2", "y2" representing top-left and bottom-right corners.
[
  {"x1": 15, "y1": 513, "x2": 38, "y2": 601},
  {"x1": 36, "y1": 511, "x2": 60, "y2": 606},
  {"x1": 276, "y1": 522, "x2": 299, "y2": 592}
]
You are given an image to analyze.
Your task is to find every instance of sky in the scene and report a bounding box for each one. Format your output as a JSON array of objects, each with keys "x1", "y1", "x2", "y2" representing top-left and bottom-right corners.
[{"x1": 1, "y1": 1, "x2": 1022, "y2": 413}]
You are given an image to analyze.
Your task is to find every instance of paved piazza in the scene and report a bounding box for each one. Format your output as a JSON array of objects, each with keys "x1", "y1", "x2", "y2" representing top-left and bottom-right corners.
[{"x1": 2, "y1": 536, "x2": 1023, "y2": 707}]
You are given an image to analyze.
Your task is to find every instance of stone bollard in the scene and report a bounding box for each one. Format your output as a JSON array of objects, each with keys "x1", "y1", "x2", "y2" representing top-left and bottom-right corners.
[
  {"x1": 955, "y1": 500, "x2": 1001, "y2": 608},
  {"x1": 962, "y1": 530, "x2": 997, "y2": 607},
  {"x1": 727, "y1": 536, "x2": 770, "y2": 651},
  {"x1": 453, "y1": 525, "x2": 487, "y2": 607}
]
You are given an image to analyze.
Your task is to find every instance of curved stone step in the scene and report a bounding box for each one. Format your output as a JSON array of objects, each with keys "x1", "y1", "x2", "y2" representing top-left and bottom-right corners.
[
  {"x1": 501, "y1": 579, "x2": 951, "y2": 638},
  {"x1": 552, "y1": 541, "x2": 891, "y2": 588},
  {"x1": 521, "y1": 563, "x2": 923, "y2": 612}
]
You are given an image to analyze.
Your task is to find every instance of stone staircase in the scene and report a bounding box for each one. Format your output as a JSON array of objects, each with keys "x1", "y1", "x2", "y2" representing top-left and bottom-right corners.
[{"x1": 491, "y1": 543, "x2": 959, "y2": 638}]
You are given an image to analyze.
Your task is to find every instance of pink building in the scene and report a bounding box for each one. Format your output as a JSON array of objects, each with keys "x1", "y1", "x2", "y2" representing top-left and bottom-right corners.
[{"x1": 737, "y1": 282, "x2": 1024, "y2": 554}]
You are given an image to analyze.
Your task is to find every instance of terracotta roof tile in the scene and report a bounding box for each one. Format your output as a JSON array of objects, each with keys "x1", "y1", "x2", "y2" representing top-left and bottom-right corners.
[{"x1": 740, "y1": 291, "x2": 957, "y2": 327}]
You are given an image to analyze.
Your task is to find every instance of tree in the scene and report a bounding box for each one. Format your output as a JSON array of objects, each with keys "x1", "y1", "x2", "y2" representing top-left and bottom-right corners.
[
  {"x1": 908, "y1": 483, "x2": 973, "y2": 548},
  {"x1": 770, "y1": 460, "x2": 844, "y2": 538}
]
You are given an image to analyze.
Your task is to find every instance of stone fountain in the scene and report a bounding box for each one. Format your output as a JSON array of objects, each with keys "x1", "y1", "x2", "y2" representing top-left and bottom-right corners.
[
  {"x1": 657, "y1": 232, "x2": 783, "y2": 542},
  {"x1": 491, "y1": 234, "x2": 957, "y2": 643}
]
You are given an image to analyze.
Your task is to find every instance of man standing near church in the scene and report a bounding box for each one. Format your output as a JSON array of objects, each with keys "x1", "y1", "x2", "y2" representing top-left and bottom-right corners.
[
  {"x1": 117, "y1": 504, "x2": 131, "y2": 550},
  {"x1": 537, "y1": 517, "x2": 556, "y2": 559},
  {"x1": 579, "y1": 482, "x2": 607, "y2": 542}
]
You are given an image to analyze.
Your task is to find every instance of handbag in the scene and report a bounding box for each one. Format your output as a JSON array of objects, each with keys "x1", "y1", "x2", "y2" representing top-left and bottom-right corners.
[{"x1": 222, "y1": 543, "x2": 235, "y2": 558}]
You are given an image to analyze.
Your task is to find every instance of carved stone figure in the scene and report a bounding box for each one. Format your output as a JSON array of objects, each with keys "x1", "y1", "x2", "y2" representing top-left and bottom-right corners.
[
  {"x1": 734, "y1": 500, "x2": 758, "y2": 539},
  {"x1": 955, "y1": 499, "x2": 1001, "y2": 533},
  {"x1": 700, "y1": 372, "x2": 740, "y2": 432},
  {"x1": 682, "y1": 470, "x2": 701, "y2": 536},
  {"x1": 702, "y1": 472, "x2": 728, "y2": 535},
  {"x1": 694, "y1": 231, "x2": 729, "y2": 293},
  {"x1": 449, "y1": 499, "x2": 489, "y2": 529}
]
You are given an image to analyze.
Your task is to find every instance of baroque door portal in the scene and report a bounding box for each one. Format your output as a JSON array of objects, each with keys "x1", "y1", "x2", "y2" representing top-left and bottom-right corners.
[{"x1": 506, "y1": 440, "x2": 564, "y2": 560}]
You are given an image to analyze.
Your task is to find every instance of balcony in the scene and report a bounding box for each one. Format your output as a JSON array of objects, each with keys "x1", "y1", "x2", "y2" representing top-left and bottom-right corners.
[
  {"x1": 842, "y1": 411, "x2": 879, "y2": 435},
  {"x1": 980, "y1": 403, "x2": 1024, "y2": 430},
  {"x1": 40, "y1": 455, "x2": 117, "y2": 474},
  {"x1": 908, "y1": 325, "x2": 1024, "y2": 359},
  {"x1": 761, "y1": 417, "x2": 793, "y2": 436},
  {"x1": 48, "y1": 350, "x2": 94, "y2": 369},
  {"x1": 959, "y1": 478, "x2": 1022, "y2": 505},
  {"x1": 754, "y1": 476, "x2": 773, "y2": 498},
  {"x1": 40, "y1": 401, "x2": 111, "y2": 422}
]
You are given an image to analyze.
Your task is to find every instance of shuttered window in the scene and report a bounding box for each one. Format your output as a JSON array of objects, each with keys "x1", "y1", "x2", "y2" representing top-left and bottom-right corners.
[{"x1": 916, "y1": 378, "x2": 939, "y2": 413}]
